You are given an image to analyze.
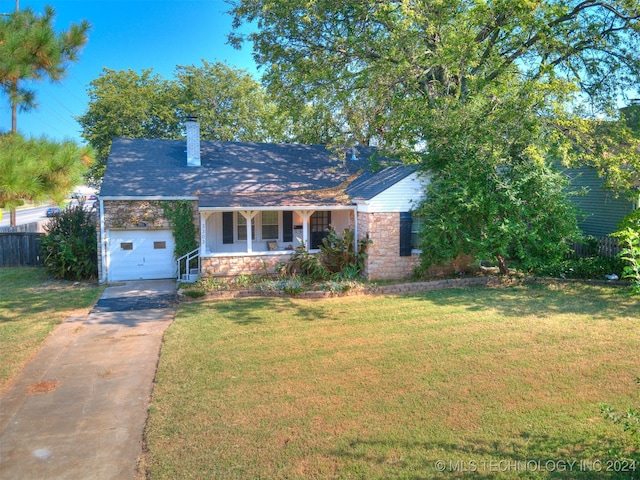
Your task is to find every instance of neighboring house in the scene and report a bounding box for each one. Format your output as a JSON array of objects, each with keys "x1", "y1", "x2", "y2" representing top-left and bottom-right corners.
[
  {"x1": 565, "y1": 165, "x2": 639, "y2": 237},
  {"x1": 97, "y1": 120, "x2": 427, "y2": 283},
  {"x1": 564, "y1": 102, "x2": 640, "y2": 238}
]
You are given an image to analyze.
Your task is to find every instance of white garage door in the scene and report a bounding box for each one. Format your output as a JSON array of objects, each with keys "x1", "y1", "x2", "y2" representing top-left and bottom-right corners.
[{"x1": 108, "y1": 230, "x2": 175, "y2": 281}]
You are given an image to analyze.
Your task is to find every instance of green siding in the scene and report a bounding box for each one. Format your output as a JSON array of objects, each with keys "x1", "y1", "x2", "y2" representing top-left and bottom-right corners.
[{"x1": 565, "y1": 166, "x2": 636, "y2": 237}]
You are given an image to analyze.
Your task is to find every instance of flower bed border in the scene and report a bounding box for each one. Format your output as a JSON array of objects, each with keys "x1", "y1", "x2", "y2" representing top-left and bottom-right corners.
[{"x1": 178, "y1": 274, "x2": 633, "y2": 302}]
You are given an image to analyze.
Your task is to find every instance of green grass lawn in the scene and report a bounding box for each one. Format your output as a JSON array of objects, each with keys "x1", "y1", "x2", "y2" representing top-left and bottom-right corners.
[
  {"x1": 143, "y1": 282, "x2": 640, "y2": 479},
  {"x1": 0, "y1": 267, "x2": 104, "y2": 387}
]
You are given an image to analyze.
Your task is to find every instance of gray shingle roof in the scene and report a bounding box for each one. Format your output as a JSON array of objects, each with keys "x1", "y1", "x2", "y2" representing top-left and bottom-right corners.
[
  {"x1": 346, "y1": 164, "x2": 419, "y2": 201},
  {"x1": 99, "y1": 138, "x2": 416, "y2": 206}
]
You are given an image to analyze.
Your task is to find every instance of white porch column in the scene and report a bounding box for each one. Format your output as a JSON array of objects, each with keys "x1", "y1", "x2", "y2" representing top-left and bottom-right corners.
[
  {"x1": 352, "y1": 208, "x2": 358, "y2": 253},
  {"x1": 239, "y1": 210, "x2": 259, "y2": 253},
  {"x1": 200, "y1": 212, "x2": 209, "y2": 254},
  {"x1": 295, "y1": 210, "x2": 315, "y2": 250}
]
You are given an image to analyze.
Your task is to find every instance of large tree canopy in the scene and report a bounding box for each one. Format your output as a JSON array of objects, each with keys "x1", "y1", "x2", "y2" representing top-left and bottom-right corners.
[
  {"x1": 174, "y1": 60, "x2": 284, "y2": 142},
  {"x1": 229, "y1": 0, "x2": 639, "y2": 120},
  {"x1": 78, "y1": 61, "x2": 327, "y2": 180},
  {"x1": 230, "y1": 0, "x2": 640, "y2": 273},
  {"x1": 0, "y1": 5, "x2": 89, "y2": 132},
  {"x1": 78, "y1": 68, "x2": 182, "y2": 179},
  {"x1": 229, "y1": 0, "x2": 640, "y2": 171}
]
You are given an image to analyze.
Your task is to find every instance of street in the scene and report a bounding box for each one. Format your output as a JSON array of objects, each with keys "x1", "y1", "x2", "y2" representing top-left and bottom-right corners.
[{"x1": 0, "y1": 201, "x2": 94, "y2": 229}]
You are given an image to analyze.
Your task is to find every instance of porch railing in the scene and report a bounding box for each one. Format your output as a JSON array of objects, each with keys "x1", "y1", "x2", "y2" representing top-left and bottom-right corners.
[{"x1": 177, "y1": 247, "x2": 200, "y2": 283}]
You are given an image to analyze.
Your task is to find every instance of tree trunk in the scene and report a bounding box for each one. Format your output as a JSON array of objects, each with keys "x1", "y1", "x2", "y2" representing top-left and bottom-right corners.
[
  {"x1": 11, "y1": 95, "x2": 17, "y2": 133},
  {"x1": 10, "y1": 208, "x2": 17, "y2": 227},
  {"x1": 495, "y1": 254, "x2": 509, "y2": 275}
]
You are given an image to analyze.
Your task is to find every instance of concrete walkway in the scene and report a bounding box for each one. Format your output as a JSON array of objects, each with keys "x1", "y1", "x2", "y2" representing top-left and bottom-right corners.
[{"x1": 0, "y1": 280, "x2": 177, "y2": 480}]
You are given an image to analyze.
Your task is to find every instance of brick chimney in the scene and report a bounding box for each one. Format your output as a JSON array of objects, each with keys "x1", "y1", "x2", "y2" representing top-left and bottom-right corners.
[{"x1": 186, "y1": 116, "x2": 201, "y2": 167}]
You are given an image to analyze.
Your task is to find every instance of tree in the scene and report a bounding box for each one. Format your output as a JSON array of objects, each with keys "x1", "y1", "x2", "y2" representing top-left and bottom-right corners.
[
  {"x1": 79, "y1": 61, "x2": 299, "y2": 180},
  {"x1": 0, "y1": 5, "x2": 89, "y2": 132},
  {"x1": 229, "y1": 1, "x2": 639, "y2": 140},
  {"x1": 0, "y1": 133, "x2": 93, "y2": 226},
  {"x1": 229, "y1": 0, "x2": 640, "y2": 273},
  {"x1": 409, "y1": 79, "x2": 582, "y2": 273},
  {"x1": 174, "y1": 60, "x2": 285, "y2": 142},
  {"x1": 79, "y1": 68, "x2": 182, "y2": 180},
  {"x1": 559, "y1": 102, "x2": 640, "y2": 198}
]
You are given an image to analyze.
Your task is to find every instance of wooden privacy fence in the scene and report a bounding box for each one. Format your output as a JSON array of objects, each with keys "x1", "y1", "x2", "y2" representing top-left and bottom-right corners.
[
  {"x1": 0, "y1": 232, "x2": 44, "y2": 267},
  {"x1": 570, "y1": 236, "x2": 621, "y2": 259},
  {"x1": 0, "y1": 222, "x2": 40, "y2": 233}
]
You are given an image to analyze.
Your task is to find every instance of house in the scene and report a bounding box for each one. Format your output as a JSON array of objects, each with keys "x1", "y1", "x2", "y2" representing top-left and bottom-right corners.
[
  {"x1": 97, "y1": 120, "x2": 427, "y2": 283},
  {"x1": 565, "y1": 102, "x2": 640, "y2": 238},
  {"x1": 565, "y1": 165, "x2": 639, "y2": 238}
]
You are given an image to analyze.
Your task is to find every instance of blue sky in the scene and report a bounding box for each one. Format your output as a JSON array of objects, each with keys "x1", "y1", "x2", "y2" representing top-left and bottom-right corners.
[{"x1": 0, "y1": 0, "x2": 258, "y2": 143}]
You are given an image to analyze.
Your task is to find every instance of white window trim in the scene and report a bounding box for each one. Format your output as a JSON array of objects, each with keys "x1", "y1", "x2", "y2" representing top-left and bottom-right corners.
[{"x1": 235, "y1": 211, "x2": 283, "y2": 243}]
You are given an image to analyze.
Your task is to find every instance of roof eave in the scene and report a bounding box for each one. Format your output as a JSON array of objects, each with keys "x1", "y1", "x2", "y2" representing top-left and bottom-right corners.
[{"x1": 99, "y1": 195, "x2": 198, "y2": 201}]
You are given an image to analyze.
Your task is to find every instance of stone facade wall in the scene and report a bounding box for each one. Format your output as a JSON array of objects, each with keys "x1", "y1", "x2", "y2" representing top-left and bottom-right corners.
[
  {"x1": 102, "y1": 200, "x2": 172, "y2": 230},
  {"x1": 357, "y1": 211, "x2": 419, "y2": 280},
  {"x1": 357, "y1": 211, "x2": 474, "y2": 281},
  {"x1": 201, "y1": 253, "x2": 292, "y2": 277}
]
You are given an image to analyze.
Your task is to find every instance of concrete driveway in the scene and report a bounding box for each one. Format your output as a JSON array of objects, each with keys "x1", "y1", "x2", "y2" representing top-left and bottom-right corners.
[{"x1": 0, "y1": 279, "x2": 177, "y2": 480}]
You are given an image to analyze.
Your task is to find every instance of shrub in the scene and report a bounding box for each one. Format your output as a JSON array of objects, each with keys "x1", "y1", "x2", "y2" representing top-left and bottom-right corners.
[
  {"x1": 613, "y1": 210, "x2": 640, "y2": 294},
  {"x1": 183, "y1": 289, "x2": 206, "y2": 299},
  {"x1": 534, "y1": 256, "x2": 626, "y2": 280},
  {"x1": 319, "y1": 226, "x2": 370, "y2": 276},
  {"x1": 287, "y1": 227, "x2": 371, "y2": 281},
  {"x1": 41, "y1": 205, "x2": 97, "y2": 280},
  {"x1": 287, "y1": 244, "x2": 330, "y2": 280}
]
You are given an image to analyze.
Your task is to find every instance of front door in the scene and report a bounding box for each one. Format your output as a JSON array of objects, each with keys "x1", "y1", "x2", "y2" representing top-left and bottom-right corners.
[{"x1": 310, "y1": 211, "x2": 331, "y2": 249}]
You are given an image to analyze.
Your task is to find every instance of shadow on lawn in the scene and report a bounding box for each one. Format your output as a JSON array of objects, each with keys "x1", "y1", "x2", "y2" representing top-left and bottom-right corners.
[
  {"x1": 207, "y1": 297, "x2": 335, "y2": 325},
  {"x1": 194, "y1": 281, "x2": 638, "y2": 325},
  {"x1": 330, "y1": 430, "x2": 637, "y2": 479},
  {"x1": 405, "y1": 282, "x2": 639, "y2": 322}
]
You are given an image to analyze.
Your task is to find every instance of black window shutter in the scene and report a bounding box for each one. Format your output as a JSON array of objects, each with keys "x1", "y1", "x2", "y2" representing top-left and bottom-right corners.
[
  {"x1": 283, "y1": 211, "x2": 293, "y2": 243},
  {"x1": 399, "y1": 212, "x2": 413, "y2": 257},
  {"x1": 222, "y1": 212, "x2": 234, "y2": 244}
]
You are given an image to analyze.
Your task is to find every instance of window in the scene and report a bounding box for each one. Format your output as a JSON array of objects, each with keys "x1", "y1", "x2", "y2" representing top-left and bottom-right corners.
[
  {"x1": 261, "y1": 211, "x2": 278, "y2": 240},
  {"x1": 237, "y1": 214, "x2": 255, "y2": 240},
  {"x1": 153, "y1": 241, "x2": 166, "y2": 249},
  {"x1": 411, "y1": 216, "x2": 423, "y2": 250},
  {"x1": 120, "y1": 242, "x2": 133, "y2": 250}
]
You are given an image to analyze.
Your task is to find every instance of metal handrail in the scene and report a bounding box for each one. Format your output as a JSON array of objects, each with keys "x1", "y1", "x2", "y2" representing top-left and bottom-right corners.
[{"x1": 176, "y1": 247, "x2": 200, "y2": 282}]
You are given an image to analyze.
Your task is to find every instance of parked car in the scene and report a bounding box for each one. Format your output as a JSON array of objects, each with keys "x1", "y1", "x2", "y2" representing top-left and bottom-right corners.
[{"x1": 46, "y1": 207, "x2": 61, "y2": 217}]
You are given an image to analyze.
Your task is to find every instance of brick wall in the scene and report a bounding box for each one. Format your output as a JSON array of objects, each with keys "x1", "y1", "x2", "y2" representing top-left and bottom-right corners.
[
  {"x1": 201, "y1": 253, "x2": 292, "y2": 277},
  {"x1": 358, "y1": 211, "x2": 419, "y2": 280}
]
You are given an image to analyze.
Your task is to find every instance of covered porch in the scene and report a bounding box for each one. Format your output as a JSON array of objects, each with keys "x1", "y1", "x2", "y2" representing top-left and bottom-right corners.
[{"x1": 197, "y1": 203, "x2": 357, "y2": 277}]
